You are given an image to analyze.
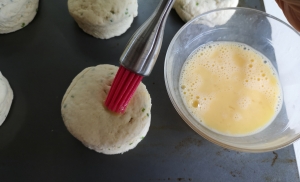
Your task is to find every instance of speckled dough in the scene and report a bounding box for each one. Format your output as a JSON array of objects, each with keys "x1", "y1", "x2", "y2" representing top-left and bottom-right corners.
[
  {"x1": 61, "y1": 64, "x2": 151, "y2": 154},
  {"x1": 0, "y1": 0, "x2": 39, "y2": 34},
  {"x1": 173, "y1": 0, "x2": 238, "y2": 23},
  {"x1": 68, "y1": 0, "x2": 138, "y2": 39},
  {"x1": 0, "y1": 72, "x2": 13, "y2": 126}
]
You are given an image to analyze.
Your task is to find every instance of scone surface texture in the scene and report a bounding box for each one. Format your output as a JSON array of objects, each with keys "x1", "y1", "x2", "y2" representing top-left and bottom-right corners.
[
  {"x1": 173, "y1": 0, "x2": 238, "y2": 22},
  {"x1": 0, "y1": 0, "x2": 39, "y2": 34},
  {"x1": 68, "y1": 0, "x2": 138, "y2": 39},
  {"x1": 61, "y1": 64, "x2": 151, "y2": 154},
  {"x1": 0, "y1": 72, "x2": 13, "y2": 126}
]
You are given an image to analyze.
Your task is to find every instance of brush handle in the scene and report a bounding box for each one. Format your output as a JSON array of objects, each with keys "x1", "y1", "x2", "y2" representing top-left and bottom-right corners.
[{"x1": 120, "y1": 0, "x2": 175, "y2": 76}]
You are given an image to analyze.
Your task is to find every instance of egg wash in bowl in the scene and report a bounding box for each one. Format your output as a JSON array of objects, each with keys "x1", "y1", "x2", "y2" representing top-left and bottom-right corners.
[{"x1": 179, "y1": 41, "x2": 283, "y2": 136}]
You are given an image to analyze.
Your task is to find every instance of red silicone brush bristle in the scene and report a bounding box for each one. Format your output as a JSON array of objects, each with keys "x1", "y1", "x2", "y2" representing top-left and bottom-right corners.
[{"x1": 105, "y1": 66, "x2": 143, "y2": 113}]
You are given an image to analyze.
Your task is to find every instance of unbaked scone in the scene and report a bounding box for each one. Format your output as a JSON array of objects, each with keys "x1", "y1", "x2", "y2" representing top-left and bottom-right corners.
[
  {"x1": 0, "y1": 0, "x2": 39, "y2": 34},
  {"x1": 0, "y1": 72, "x2": 13, "y2": 126},
  {"x1": 173, "y1": 0, "x2": 238, "y2": 23},
  {"x1": 68, "y1": 0, "x2": 138, "y2": 39},
  {"x1": 61, "y1": 64, "x2": 151, "y2": 154}
]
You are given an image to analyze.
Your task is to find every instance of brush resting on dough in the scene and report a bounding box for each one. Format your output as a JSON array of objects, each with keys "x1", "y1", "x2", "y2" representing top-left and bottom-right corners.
[{"x1": 61, "y1": 64, "x2": 151, "y2": 154}]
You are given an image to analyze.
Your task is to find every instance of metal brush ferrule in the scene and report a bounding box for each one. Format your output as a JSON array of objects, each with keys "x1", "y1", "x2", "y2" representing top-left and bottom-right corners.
[{"x1": 119, "y1": 0, "x2": 175, "y2": 76}]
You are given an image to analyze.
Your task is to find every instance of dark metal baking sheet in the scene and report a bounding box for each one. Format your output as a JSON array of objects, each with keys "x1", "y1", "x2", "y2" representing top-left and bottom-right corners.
[{"x1": 0, "y1": 0, "x2": 298, "y2": 181}]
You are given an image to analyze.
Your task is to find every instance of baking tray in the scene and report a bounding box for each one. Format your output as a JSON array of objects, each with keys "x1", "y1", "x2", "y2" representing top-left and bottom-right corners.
[{"x1": 0, "y1": 0, "x2": 298, "y2": 181}]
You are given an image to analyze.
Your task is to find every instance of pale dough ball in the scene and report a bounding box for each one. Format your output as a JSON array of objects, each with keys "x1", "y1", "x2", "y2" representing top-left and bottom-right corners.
[
  {"x1": 0, "y1": 72, "x2": 13, "y2": 126},
  {"x1": 0, "y1": 0, "x2": 39, "y2": 34},
  {"x1": 68, "y1": 0, "x2": 138, "y2": 39},
  {"x1": 61, "y1": 64, "x2": 151, "y2": 154},
  {"x1": 173, "y1": 0, "x2": 238, "y2": 23}
]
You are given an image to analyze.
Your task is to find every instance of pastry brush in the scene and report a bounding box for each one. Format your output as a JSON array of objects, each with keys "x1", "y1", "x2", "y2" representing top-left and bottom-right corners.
[{"x1": 105, "y1": 0, "x2": 175, "y2": 113}]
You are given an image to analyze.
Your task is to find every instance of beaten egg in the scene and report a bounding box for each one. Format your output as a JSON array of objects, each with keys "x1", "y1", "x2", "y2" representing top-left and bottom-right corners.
[{"x1": 180, "y1": 42, "x2": 282, "y2": 136}]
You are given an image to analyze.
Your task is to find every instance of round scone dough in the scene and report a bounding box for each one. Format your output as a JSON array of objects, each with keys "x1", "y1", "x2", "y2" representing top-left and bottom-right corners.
[
  {"x1": 0, "y1": 72, "x2": 13, "y2": 126},
  {"x1": 0, "y1": 0, "x2": 39, "y2": 34},
  {"x1": 173, "y1": 0, "x2": 238, "y2": 23},
  {"x1": 68, "y1": 0, "x2": 138, "y2": 39},
  {"x1": 61, "y1": 64, "x2": 151, "y2": 154}
]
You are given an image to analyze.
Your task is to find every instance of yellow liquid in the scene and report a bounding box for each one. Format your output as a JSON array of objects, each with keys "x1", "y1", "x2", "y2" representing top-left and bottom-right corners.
[{"x1": 180, "y1": 42, "x2": 282, "y2": 136}]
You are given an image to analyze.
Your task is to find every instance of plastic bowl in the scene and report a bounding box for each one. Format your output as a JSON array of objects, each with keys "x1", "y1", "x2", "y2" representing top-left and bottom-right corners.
[{"x1": 164, "y1": 7, "x2": 300, "y2": 152}]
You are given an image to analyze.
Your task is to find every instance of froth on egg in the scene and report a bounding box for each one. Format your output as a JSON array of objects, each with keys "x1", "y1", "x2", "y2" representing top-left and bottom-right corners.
[{"x1": 179, "y1": 41, "x2": 283, "y2": 136}]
